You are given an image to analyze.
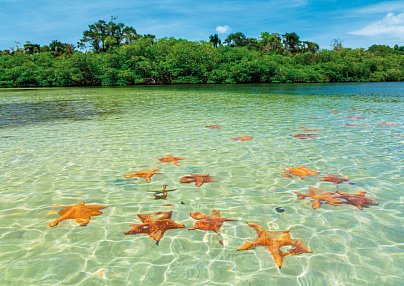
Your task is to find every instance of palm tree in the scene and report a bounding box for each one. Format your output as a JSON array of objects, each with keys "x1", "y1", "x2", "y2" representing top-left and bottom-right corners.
[{"x1": 209, "y1": 34, "x2": 221, "y2": 48}]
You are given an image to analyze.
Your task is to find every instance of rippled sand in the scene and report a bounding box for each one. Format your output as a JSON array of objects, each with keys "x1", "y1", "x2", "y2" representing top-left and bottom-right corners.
[{"x1": 0, "y1": 83, "x2": 403, "y2": 285}]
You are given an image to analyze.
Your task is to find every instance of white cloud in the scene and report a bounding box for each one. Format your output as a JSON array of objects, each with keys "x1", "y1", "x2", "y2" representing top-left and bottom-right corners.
[
  {"x1": 353, "y1": 1, "x2": 404, "y2": 14},
  {"x1": 216, "y1": 25, "x2": 231, "y2": 34},
  {"x1": 350, "y1": 12, "x2": 404, "y2": 38}
]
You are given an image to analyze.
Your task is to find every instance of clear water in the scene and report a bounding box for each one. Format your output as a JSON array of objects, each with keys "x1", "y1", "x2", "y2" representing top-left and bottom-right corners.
[{"x1": 0, "y1": 83, "x2": 403, "y2": 286}]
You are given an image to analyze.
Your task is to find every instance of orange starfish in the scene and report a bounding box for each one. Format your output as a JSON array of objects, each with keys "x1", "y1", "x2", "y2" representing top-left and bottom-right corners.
[
  {"x1": 123, "y1": 168, "x2": 161, "y2": 183},
  {"x1": 231, "y1": 136, "x2": 254, "y2": 141},
  {"x1": 158, "y1": 155, "x2": 185, "y2": 166},
  {"x1": 49, "y1": 202, "x2": 108, "y2": 227},
  {"x1": 293, "y1": 133, "x2": 316, "y2": 139},
  {"x1": 282, "y1": 166, "x2": 319, "y2": 179},
  {"x1": 320, "y1": 174, "x2": 349, "y2": 184},
  {"x1": 377, "y1": 122, "x2": 401, "y2": 126},
  {"x1": 206, "y1": 125, "x2": 220, "y2": 129},
  {"x1": 180, "y1": 174, "x2": 214, "y2": 187},
  {"x1": 124, "y1": 211, "x2": 185, "y2": 245},
  {"x1": 238, "y1": 222, "x2": 312, "y2": 269},
  {"x1": 295, "y1": 186, "x2": 342, "y2": 209},
  {"x1": 189, "y1": 210, "x2": 236, "y2": 234},
  {"x1": 301, "y1": 128, "x2": 320, "y2": 132},
  {"x1": 334, "y1": 191, "x2": 378, "y2": 209}
]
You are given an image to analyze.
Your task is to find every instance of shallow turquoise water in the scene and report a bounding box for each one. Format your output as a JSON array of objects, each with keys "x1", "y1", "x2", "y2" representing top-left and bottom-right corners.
[{"x1": 0, "y1": 83, "x2": 403, "y2": 285}]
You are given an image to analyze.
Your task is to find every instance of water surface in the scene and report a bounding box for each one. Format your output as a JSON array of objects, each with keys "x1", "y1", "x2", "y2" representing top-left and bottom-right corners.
[{"x1": 0, "y1": 83, "x2": 403, "y2": 285}]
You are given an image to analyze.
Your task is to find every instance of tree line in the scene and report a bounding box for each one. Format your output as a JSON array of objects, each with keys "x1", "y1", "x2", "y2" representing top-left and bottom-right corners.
[{"x1": 1, "y1": 18, "x2": 404, "y2": 87}]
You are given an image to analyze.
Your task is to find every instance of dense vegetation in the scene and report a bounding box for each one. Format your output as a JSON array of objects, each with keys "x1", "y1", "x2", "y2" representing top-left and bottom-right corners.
[{"x1": 1, "y1": 18, "x2": 404, "y2": 87}]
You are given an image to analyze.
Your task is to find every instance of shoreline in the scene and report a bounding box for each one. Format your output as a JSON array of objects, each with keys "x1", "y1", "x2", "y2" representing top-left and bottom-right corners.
[{"x1": 1, "y1": 80, "x2": 404, "y2": 90}]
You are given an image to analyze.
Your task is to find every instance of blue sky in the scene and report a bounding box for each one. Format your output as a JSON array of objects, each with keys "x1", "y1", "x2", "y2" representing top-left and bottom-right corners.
[{"x1": 1, "y1": 0, "x2": 404, "y2": 50}]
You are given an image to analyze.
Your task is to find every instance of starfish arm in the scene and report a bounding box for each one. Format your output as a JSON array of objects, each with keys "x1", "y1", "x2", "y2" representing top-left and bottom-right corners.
[
  {"x1": 57, "y1": 206, "x2": 73, "y2": 215},
  {"x1": 281, "y1": 171, "x2": 292, "y2": 178},
  {"x1": 295, "y1": 192, "x2": 306, "y2": 200},
  {"x1": 137, "y1": 214, "x2": 152, "y2": 223},
  {"x1": 125, "y1": 223, "x2": 154, "y2": 235},
  {"x1": 213, "y1": 224, "x2": 221, "y2": 234},
  {"x1": 75, "y1": 218, "x2": 91, "y2": 226},
  {"x1": 88, "y1": 210, "x2": 103, "y2": 216},
  {"x1": 211, "y1": 210, "x2": 221, "y2": 217},
  {"x1": 223, "y1": 218, "x2": 237, "y2": 222},
  {"x1": 180, "y1": 176, "x2": 195, "y2": 184},
  {"x1": 238, "y1": 241, "x2": 257, "y2": 251},
  {"x1": 190, "y1": 212, "x2": 209, "y2": 220},
  {"x1": 283, "y1": 239, "x2": 313, "y2": 256},
  {"x1": 195, "y1": 179, "x2": 203, "y2": 187},
  {"x1": 267, "y1": 245, "x2": 284, "y2": 269},
  {"x1": 49, "y1": 208, "x2": 75, "y2": 227},
  {"x1": 48, "y1": 219, "x2": 60, "y2": 227},
  {"x1": 149, "y1": 230, "x2": 163, "y2": 242},
  {"x1": 124, "y1": 229, "x2": 135, "y2": 235},
  {"x1": 152, "y1": 211, "x2": 172, "y2": 220},
  {"x1": 85, "y1": 205, "x2": 108, "y2": 210},
  {"x1": 145, "y1": 176, "x2": 152, "y2": 183},
  {"x1": 124, "y1": 227, "x2": 143, "y2": 235},
  {"x1": 311, "y1": 200, "x2": 321, "y2": 209},
  {"x1": 123, "y1": 173, "x2": 136, "y2": 178},
  {"x1": 327, "y1": 199, "x2": 343, "y2": 206},
  {"x1": 246, "y1": 222, "x2": 264, "y2": 233},
  {"x1": 308, "y1": 186, "x2": 320, "y2": 196},
  {"x1": 296, "y1": 241, "x2": 312, "y2": 254}
]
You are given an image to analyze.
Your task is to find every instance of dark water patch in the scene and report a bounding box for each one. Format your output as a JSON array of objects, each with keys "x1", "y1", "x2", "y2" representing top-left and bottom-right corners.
[
  {"x1": 0, "y1": 88, "x2": 42, "y2": 92},
  {"x1": 0, "y1": 99, "x2": 118, "y2": 129}
]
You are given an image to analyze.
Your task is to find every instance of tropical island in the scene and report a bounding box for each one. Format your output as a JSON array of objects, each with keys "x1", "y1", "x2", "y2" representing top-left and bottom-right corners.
[{"x1": 1, "y1": 17, "x2": 404, "y2": 87}]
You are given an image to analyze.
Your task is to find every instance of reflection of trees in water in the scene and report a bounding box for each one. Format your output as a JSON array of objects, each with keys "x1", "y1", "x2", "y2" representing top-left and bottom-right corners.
[{"x1": 0, "y1": 99, "x2": 118, "y2": 128}]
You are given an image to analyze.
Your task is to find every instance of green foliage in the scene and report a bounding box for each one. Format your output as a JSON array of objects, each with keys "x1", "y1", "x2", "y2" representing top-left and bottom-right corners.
[
  {"x1": 282, "y1": 32, "x2": 300, "y2": 54},
  {"x1": 1, "y1": 20, "x2": 404, "y2": 87},
  {"x1": 78, "y1": 17, "x2": 141, "y2": 52},
  {"x1": 23, "y1": 41, "x2": 41, "y2": 54},
  {"x1": 260, "y1": 32, "x2": 283, "y2": 54},
  {"x1": 49, "y1": 40, "x2": 75, "y2": 57}
]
